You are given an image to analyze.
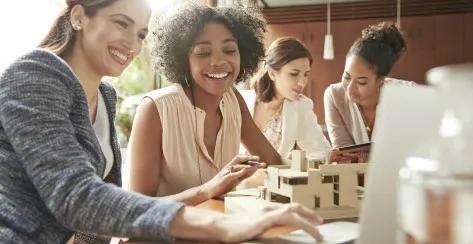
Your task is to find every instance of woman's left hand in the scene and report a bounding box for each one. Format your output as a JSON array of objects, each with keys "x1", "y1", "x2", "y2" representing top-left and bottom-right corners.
[{"x1": 201, "y1": 155, "x2": 265, "y2": 199}]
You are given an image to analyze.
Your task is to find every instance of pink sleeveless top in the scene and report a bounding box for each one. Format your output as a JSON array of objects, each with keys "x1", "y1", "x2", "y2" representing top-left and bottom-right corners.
[{"x1": 145, "y1": 84, "x2": 242, "y2": 196}]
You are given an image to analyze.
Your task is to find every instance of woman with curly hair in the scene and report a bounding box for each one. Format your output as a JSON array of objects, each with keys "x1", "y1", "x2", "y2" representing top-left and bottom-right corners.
[
  {"x1": 324, "y1": 22, "x2": 411, "y2": 150},
  {"x1": 127, "y1": 4, "x2": 284, "y2": 204}
]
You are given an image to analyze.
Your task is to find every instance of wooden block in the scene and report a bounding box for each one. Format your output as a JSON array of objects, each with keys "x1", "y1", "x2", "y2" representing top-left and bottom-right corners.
[{"x1": 291, "y1": 150, "x2": 307, "y2": 172}]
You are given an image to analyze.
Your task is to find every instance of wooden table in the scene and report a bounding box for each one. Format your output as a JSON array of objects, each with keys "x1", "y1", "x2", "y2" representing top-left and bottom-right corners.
[
  {"x1": 122, "y1": 199, "x2": 298, "y2": 244},
  {"x1": 197, "y1": 199, "x2": 298, "y2": 239}
]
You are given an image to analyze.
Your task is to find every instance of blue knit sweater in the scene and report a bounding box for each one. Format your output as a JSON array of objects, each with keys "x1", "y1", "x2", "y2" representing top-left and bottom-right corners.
[{"x1": 0, "y1": 49, "x2": 184, "y2": 243}]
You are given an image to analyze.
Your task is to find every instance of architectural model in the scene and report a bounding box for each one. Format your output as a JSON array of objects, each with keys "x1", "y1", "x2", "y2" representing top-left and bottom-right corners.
[{"x1": 260, "y1": 150, "x2": 369, "y2": 219}]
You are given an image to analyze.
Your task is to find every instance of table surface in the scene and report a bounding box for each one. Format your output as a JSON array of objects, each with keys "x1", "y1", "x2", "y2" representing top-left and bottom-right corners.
[
  {"x1": 122, "y1": 198, "x2": 298, "y2": 244},
  {"x1": 123, "y1": 198, "x2": 358, "y2": 243},
  {"x1": 197, "y1": 199, "x2": 298, "y2": 239}
]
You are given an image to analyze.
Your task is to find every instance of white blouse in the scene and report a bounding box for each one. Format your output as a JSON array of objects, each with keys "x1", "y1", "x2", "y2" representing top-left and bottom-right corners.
[{"x1": 92, "y1": 92, "x2": 114, "y2": 178}]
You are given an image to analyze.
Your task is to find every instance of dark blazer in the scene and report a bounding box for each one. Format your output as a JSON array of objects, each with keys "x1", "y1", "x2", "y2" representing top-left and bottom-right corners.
[
  {"x1": 73, "y1": 82, "x2": 121, "y2": 244},
  {"x1": 0, "y1": 49, "x2": 183, "y2": 244}
]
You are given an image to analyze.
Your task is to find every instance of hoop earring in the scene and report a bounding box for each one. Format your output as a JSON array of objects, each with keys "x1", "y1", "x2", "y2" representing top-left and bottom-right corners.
[{"x1": 238, "y1": 67, "x2": 246, "y2": 83}]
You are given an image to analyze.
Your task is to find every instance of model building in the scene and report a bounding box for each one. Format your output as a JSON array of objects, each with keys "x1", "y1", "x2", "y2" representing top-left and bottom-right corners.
[{"x1": 260, "y1": 150, "x2": 368, "y2": 219}]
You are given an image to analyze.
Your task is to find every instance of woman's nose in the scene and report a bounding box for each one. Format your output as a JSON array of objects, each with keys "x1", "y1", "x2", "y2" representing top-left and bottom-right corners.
[{"x1": 210, "y1": 53, "x2": 227, "y2": 67}]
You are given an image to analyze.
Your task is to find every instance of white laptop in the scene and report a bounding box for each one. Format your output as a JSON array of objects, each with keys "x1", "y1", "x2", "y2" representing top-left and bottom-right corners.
[{"x1": 357, "y1": 83, "x2": 443, "y2": 244}]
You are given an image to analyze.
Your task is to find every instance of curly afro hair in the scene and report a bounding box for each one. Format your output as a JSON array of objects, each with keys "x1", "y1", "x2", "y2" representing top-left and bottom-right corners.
[
  {"x1": 348, "y1": 22, "x2": 406, "y2": 77},
  {"x1": 152, "y1": 3, "x2": 266, "y2": 85}
]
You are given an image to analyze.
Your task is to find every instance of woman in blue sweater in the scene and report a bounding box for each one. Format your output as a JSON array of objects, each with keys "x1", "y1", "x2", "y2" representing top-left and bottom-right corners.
[{"x1": 0, "y1": 0, "x2": 322, "y2": 243}]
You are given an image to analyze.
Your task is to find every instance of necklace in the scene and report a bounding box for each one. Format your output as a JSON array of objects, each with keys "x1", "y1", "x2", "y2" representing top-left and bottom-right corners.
[
  {"x1": 358, "y1": 105, "x2": 375, "y2": 137},
  {"x1": 188, "y1": 84, "x2": 225, "y2": 184}
]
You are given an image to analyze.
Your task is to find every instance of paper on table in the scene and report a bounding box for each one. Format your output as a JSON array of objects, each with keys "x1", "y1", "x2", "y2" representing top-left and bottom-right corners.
[{"x1": 224, "y1": 188, "x2": 260, "y2": 197}]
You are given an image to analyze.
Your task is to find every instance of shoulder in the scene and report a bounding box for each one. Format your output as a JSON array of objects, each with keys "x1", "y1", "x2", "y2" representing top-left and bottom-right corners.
[
  {"x1": 324, "y1": 82, "x2": 345, "y2": 99},
  {"x1": 0, "y1": 49, "x2": 79, "y2": 101},
  {"x1": 288, "y1": 95, "x2": 314, "y2": 111},
  {"x1": 1, "y1": 49, "x2": 75, "y2": 84},
  {"x1": 384, "y1": 77, "x2": 416, "y2": 86},
  {"x1": 324, "y1": 82, "x2": 347, "y2": 111},
  {"x1": 144, "y1": 84, "x2": 181, "y2": 102}
]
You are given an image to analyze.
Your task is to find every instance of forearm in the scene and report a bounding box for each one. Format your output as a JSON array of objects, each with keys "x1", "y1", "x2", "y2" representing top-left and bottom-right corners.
[
  {"x1": 169, "y1": 207, "x2": 226, "y2": 241},
  {"x1": 160, "y1": 185, "x2": 211, "y2": 206},
  {"x1": 169, "y1": 206, "x2": 267, "y2": 243}
]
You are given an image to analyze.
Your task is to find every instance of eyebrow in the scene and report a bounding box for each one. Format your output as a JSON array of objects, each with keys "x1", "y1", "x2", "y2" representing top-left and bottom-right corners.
[
  {"x1": 111, "y1": 14, "x2": 149, "y2": 32},
  {"x1": 194, "y1": 38, "x2": 237, "y2": 46},
  {"x1": 111, "y1": 14, "x2": 134, "y2": 24}
]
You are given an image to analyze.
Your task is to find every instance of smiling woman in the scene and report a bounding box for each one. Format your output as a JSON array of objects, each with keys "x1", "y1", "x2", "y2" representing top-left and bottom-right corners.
[{"x1": 127, "y1": 2, "x2": 283, "y2": 203}]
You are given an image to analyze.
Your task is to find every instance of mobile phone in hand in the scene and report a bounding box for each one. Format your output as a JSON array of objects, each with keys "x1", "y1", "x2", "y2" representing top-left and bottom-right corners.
[{"x1": 240, "y1": 160, "x2": 259, "y2": 166}]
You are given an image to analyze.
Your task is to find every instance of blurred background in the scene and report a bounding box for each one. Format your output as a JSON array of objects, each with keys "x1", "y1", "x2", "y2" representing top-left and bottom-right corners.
[{"x1": 0, "y1": 0, "x2": 471, "y2": 146}]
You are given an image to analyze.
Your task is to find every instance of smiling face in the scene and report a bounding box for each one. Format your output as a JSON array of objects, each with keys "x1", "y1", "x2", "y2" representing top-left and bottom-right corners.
[
  {"x1": 188, "y1": 22, "x2": 241, "y2": 96},
  {"x1": 342, "y1": 55, "x2": 384, "y2": 105},
  {"x1": 75, "y1": 0, "x2": 150, "y2": 77},
  {"x1": 269, "y1": 57, "x2": 311, "y2": 101}
]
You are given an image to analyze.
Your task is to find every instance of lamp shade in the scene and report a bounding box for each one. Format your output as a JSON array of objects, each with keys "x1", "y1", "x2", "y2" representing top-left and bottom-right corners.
[{"x1": 323, "y1": 34, "x2": 334, "y2": 60}]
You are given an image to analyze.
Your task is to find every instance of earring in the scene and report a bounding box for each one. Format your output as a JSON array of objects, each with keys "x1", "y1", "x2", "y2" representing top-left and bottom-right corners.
[
  {"x1": 184, "y1": 74, "x2": 192, "y2": 88},
  {"x1": 73, "y1": 24, "x2": 82, "y2": 31}
]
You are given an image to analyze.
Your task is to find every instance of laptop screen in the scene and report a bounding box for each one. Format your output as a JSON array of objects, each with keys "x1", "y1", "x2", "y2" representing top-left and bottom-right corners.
[{"x1": 357, "y1": 83, "x2": 443, "y2": 243}]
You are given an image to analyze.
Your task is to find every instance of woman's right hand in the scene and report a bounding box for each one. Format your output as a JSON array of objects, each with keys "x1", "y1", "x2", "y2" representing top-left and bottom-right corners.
[
  {"x1": 218, "y1": 202, "x2": 324, "y2": 243},
  {"x1": 328, "y1": 150, "x2": 359, "y2": 163},
  {"x1": 170, "y1": 202, "x2": 324, "y2": 243},
  {"x1": 201, "y1": 155, "x2": 265, "y2": 199}
]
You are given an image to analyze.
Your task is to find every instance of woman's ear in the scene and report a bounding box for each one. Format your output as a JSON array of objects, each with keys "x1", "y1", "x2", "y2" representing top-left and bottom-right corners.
[
  {"x1": 377, "y1": 76, "x2": 386, "y2": 85},
  {"x1": 268, "y1": 68, "x2": 276, "y2": 81},
  {"x1": 70, "y1": 5, "x2": 86, "y2": 31}
]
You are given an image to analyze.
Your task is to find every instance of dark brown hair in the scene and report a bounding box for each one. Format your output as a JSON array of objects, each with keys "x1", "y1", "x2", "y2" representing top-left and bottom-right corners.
[
  {"x1": 347, "y1": 22, "x2": 406, "y2": 78},
  {"x1": 253, "y1": 37, "x2": 312, "y2": 102},
  {"x1": 38, "y1": 0, "x2": 118, "y2": 56},
  {"x1": 153, "y1": 3, "x2": 266, "y2": 86}
]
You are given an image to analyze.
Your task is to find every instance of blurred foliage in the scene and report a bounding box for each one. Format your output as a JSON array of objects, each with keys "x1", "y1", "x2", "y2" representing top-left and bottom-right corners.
[{"x1": 109, "y1": 44, "x2": 156, "y2": 146}]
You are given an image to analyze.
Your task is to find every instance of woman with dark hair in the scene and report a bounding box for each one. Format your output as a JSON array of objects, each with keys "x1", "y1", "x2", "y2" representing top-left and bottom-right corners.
[
  {"x1": 0, "y1": 0, "x2": 322, "y2": 243},
  {"x1": 127, "y1": 3, "x2": 286, "y2": 203},
  {"x1": 324, "y1": 22, "x2": 411, "y2": 149},
  {"x1": 241, "y1": 37, "x2": 331, "y2": 161}
]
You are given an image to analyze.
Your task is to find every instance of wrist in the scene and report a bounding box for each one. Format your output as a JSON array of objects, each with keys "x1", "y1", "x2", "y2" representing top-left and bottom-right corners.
[{"x1": 198, "y1": 183, "x2": 213, "y2": 200}]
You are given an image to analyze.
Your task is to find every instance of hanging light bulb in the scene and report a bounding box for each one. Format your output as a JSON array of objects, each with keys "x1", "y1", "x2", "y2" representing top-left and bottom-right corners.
[
  {"x1": 397, "y1": 0, "x2": 401, "y2": 28},
  {"x1": 323, "y1": 0, "x2": 334, "y2": 60}
]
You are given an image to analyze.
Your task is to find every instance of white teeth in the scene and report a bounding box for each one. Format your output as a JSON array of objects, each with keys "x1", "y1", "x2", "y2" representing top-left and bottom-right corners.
[
  {"x1": 110, "y1": 48, "x2": 128, "y2": 63},
  {"x1": 206, "y1": 73, "x2": 229, "y2": 79}
]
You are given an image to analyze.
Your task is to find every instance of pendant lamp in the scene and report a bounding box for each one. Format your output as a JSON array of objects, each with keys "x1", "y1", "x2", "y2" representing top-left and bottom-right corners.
[{"x1": 323, "y1": 0, "x2": 334, "y2": 60}]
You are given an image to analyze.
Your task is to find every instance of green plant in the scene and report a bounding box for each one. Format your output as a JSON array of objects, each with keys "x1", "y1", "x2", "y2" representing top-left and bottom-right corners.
[{"x1": 111, "y1": 51, "x2": 154, "y2": 146}]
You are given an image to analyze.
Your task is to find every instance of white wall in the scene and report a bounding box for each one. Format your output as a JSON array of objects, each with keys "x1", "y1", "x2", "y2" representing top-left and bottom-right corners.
[{"x1": 0, "y1": 0, "x2": 62, "y2": 72}]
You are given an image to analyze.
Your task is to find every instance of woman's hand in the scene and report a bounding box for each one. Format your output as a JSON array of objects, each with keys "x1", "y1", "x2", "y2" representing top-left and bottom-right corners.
[
  {"x1": 170, "y1": 202, "x2": 323, "y2": 243},
  {"x1": 201, "y1": 155, "x2": 265, "y2": 199},
  {"x1": 216, "y1": 202, "x2": 324, "y2": 243},
  {"x1": 328, "y1": 150, "x2": 359, "y2": 163}
]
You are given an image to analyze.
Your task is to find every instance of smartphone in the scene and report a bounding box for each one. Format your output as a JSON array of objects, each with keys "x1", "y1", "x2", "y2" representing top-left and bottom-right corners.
[
  {"x1": 240, "y1": 160, "x2": 260, "y2": 166},
  {"x1": 333, "y1": 142, "x2": 371, "y2": 153}
]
